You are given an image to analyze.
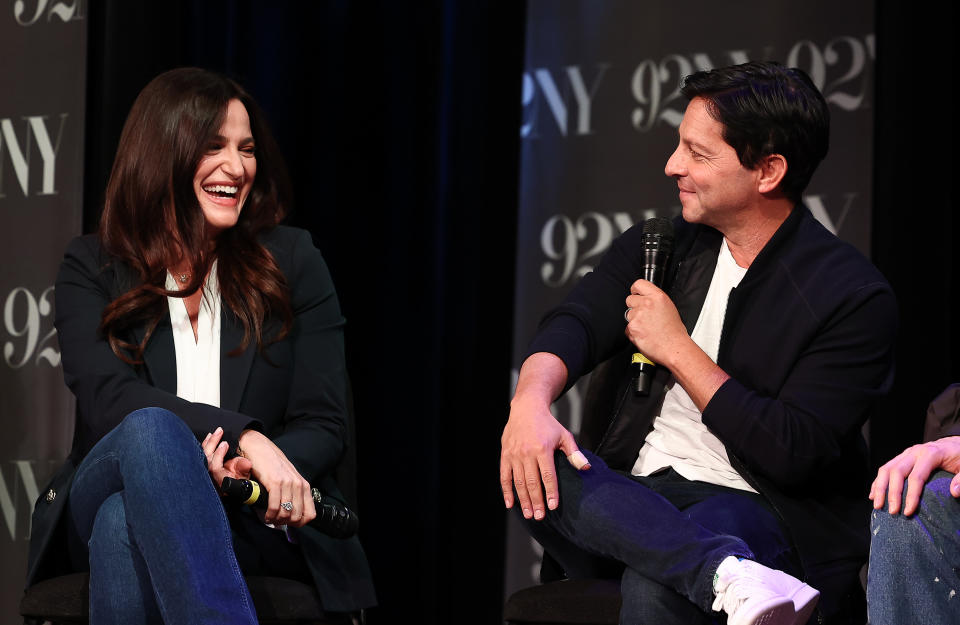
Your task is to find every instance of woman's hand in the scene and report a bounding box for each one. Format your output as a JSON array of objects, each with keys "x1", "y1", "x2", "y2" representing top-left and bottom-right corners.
[
  {"x1": 203, "y1": 426, "x2": 253, "y2": 488},
  {"x1": 236, "y1": 429, "x2": 317, "y2": 528}
]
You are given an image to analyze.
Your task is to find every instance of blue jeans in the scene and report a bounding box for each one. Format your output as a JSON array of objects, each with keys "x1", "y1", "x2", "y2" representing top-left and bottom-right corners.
[
  {"x1": 867, "y1": 470, "x2": 960, "y2": 625},
  {"x1": 67, "y1": 408, "x2": 258, "y2": 625},
  {"x1": 522, "y1": 451, "x2": 797, "y2": 625}
]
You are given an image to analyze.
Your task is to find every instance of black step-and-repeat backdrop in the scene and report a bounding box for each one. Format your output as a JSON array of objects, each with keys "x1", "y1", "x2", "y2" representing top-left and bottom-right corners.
[
  {"x1": 506, "y1": 0, "x2": 874, "y2": 598},
  {"x1": 0, "y1": 1, "x2": 86, "y2": 621}
]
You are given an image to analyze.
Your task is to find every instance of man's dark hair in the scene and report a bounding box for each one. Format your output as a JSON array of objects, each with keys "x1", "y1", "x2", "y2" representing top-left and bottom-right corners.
[{"x1": 680, "y1": 61, "x2": 829, "y2": 203}]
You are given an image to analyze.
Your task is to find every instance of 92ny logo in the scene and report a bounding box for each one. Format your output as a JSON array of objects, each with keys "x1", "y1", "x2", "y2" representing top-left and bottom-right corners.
[
  {"x1": 0, "y1": 115, "x2": 68, "y2": 198},
  {"x1": 522, "y1": 34, "x2": 875, "y2": 138},
  {"x1": 13, "y1": 0, "x2": 84, "y2": 25},
  {"x1": 3, "y1": 286, "x2": 59, "y2": 369}
]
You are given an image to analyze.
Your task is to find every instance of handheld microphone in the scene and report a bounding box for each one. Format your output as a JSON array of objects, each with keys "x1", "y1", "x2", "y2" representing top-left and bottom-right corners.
[
  {"x1": 220, "y1": 476, "x2": 359, "y2": 539},
  {"x1": 631, "y1": 217, "x2": 675, "y2": 396}
]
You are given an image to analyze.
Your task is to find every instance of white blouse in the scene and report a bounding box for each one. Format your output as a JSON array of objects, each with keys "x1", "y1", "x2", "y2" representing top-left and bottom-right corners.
[{"x1": 165, "y1": 260, "x2": 221, "y2": 407}]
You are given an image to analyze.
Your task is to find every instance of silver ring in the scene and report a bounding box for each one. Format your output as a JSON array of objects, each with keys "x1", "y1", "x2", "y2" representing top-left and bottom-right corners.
[
  {"x1": 280, "y1": 501, "x2": 294, "y2": 512},
  {"x1": 624, "y1": 308, "x2": 632, "y2": 321}
]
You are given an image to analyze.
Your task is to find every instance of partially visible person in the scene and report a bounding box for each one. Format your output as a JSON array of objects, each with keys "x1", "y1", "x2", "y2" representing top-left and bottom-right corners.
[
  {"x1": 868, "y1": 384, "x2": 960, "y2": 624},
  {"x1": 25, "y1": 67, "x2": 375, "y2": 624}
]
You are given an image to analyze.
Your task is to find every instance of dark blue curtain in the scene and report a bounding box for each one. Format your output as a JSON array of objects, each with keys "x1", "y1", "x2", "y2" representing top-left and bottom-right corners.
[{"x1": 870, "y1": 1, "x2": 959, "y2": 465}]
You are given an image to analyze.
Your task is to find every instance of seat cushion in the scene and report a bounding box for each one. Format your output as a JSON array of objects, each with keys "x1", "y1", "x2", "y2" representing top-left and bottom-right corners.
[
  {"x1": 246, "y1": 575, "x2": 325, "y2": 621},
  {"x1": 503, "y1": 579, "x2": 621, "y2": 625},
  {"x1": 19, "y1": 572, "x2": 88, "y2": 622},
  {"x1": 20, "y1": 573, "x2": 343, "y2": 624}
]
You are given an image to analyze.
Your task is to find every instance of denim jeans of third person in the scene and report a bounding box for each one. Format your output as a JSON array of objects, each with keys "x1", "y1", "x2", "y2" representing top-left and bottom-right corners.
[
  {"x1": 67, "y1": 407, "x2": 258, "y2": 625},
  {"x1": 867, "y1": 470, "x2": 960, "y2": 625},
  {"x1": 521, "y1": 450, "x2": 797, "y2": 625}
]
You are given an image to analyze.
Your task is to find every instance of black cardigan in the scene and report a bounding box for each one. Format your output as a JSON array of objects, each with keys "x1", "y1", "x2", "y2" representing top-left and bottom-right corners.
[{"x1": 528, "y1": 206, "x2": 897, "y2": 620}]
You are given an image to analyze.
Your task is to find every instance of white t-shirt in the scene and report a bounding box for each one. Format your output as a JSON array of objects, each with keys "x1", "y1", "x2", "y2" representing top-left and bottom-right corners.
[
  {"x1": 165, "y1": 260, "x2": 221, "y2": 407},
  {"x1": 631, "y1": 238, "x2": 756, "y2": 492}
]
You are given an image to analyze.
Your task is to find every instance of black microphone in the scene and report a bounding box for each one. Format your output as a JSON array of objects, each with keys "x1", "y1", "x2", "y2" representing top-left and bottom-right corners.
[
  {"x1": 220, "y1": 476, "x2": 359, "y2": 539},
  {"x1": 630, "y1": 217, "x2": 675, "y2": 396}
]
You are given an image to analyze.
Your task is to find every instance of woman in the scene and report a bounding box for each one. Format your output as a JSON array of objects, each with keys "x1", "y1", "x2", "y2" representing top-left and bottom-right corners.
[{"x1": 25, "y1": 67, "x2": 375, "y2": 623}]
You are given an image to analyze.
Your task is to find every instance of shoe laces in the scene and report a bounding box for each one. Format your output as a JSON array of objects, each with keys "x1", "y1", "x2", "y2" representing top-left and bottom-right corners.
[{"x1": 711, "y1": 565, "x2": 776, "y2": 616}]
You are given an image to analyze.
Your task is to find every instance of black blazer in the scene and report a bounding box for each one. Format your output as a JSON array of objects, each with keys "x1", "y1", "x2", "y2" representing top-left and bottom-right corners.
[{"x1": 26, "y1": 225, "x2": 376, "y2": 612}]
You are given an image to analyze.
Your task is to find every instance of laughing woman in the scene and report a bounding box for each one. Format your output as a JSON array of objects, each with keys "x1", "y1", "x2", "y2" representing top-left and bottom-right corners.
[{"x1": 24, "y1": 68, "x2": 375, "y2": 624}]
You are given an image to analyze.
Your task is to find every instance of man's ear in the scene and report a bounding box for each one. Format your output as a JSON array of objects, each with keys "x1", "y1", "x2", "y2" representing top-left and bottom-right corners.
[{"x1": 757, "y1": 154, "x2": 787, "y2": 194}]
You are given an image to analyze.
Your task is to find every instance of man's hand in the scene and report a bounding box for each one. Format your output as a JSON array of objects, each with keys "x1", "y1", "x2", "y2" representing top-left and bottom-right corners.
[
  {"x1": 500, "y1": 397, "x2": 589, "y2": 520},
  {"x1": 500, "y1": 352, "x2": 590, "y2": 521},
  {"x1": 625, "y1": 279, "x2": 729, "y2": 411},
  {"x1": 624, "y1": 279, "x2": 689, "y2": 367},
  {"x1": 870, "y1": 436, "x2": 960, "y2": 516}
]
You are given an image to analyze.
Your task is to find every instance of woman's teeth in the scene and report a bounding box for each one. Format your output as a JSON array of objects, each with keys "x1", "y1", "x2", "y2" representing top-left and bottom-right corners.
[{"x1": 204, "y1": 184, "x2": 238, "y2": 197}]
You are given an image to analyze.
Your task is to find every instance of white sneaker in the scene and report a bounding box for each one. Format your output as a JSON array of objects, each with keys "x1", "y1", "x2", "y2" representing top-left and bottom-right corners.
[{"x1": 711, "y1": 556, "x2": 820, "y2": 625}]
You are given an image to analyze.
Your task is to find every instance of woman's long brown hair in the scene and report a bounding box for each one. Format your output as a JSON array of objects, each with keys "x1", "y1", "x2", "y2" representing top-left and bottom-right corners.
[{"x1": 98, "y1": 67, "x2": 293, "y2": 362}]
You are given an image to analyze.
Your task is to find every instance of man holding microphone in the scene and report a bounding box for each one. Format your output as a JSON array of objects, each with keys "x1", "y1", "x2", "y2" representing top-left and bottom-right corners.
[{"x1": 501, "y1": 61, "x2": 896, "y2": 625}]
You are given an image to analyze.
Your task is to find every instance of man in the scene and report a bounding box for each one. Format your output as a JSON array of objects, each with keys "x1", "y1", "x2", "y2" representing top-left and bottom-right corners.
[
  {"x1": 500, "y1": 61, "x2": 896, "y2": 625},
  {"x1": 868, "y1": 385, "x2": 960, "y2": 624}
]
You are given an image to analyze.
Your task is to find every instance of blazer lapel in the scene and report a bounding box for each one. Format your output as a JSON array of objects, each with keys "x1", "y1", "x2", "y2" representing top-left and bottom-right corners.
[
  {"x1": 138, "y1": 316, "x2": 177, "y2": 394},
  {"x1": 114, "y1": 261, "x2": 177, "y2": 394},
  {"x1": 128, "y1": 291, "x2": 256, "y2": 409},
  {"x1": 220, "y1": 308, "x2": 255, "y2": 412}
]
